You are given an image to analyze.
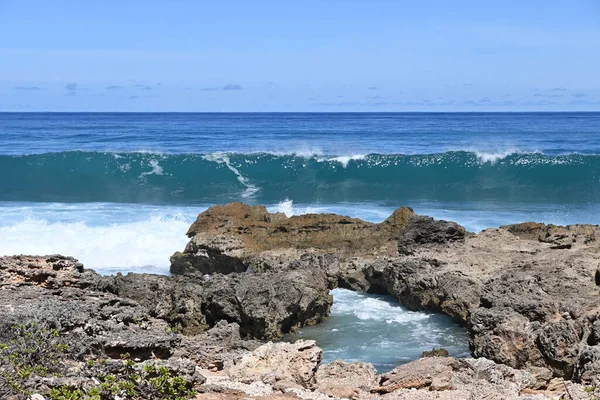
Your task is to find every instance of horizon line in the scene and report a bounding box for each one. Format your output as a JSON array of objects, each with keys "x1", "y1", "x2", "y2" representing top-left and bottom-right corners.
[{"x1": 1, "y1": 110, "x2": 599, "y2": 114}]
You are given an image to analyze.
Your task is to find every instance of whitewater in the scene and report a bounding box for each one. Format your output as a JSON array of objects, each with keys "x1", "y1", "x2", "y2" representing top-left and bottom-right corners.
[
  {"x1": 1, "y1": 112, "x2": 599, "y2": 275},
  {"x1": 2, "y1": 112, "x2": 598, "y2": 369}
]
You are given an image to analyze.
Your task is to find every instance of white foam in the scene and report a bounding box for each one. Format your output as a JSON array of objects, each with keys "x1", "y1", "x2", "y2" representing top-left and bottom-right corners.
[
  {"x1": 474, "y1": 150, "x2": 516, "y2": 164},
  {"x1": 269, "y1": 199, "x2": 320, "y2": 217},
  {"x1": 472, "y1": 149, "x2": 542, "y2": 164},
  {"x1": 0, "y1": 214, "x2": 191, "y2": 275},
  {"x1": 331, "y1": 288, "x2": 430, "y2": 324},
  {"x1": 315, "y1": 154, "x2": 367, "y2": 167},
  {"x1": 203, "y1": 153, "x2": 260, "y2": 197},
  {"x1": 139, "y1": 159, "x2": 166, "y2": 177}
]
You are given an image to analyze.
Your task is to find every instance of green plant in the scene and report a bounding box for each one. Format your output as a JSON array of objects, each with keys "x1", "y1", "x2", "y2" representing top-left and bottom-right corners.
[
  {"x1": 49, "y1": 386, "x2": 85, "y2": 400},
  {"x1": 584, "y1": 385, "x2": 597, "y2": 394},
  {"x1": 0, "y1": 322, "x2": 70, "y2": 397},
  {"x1": 87, "y1": 353, "x2": 196, "y2": 399},
  {"x1": 0, "y1": 324, "x2": 196, "y2": 400}
]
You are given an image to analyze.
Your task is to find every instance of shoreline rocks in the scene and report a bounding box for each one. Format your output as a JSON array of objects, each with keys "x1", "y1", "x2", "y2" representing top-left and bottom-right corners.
[
  {"x1": 3, "y1": 202, "x2": 600, "y2": 398},
  {"x1": 170, "y1": 203, "x2": 600, "y2": 383}
]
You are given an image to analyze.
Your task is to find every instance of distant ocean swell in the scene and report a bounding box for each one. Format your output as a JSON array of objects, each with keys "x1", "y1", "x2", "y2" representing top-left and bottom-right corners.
[{"x1": 1, "y1": 151, "x2": 598, "y2": 204}]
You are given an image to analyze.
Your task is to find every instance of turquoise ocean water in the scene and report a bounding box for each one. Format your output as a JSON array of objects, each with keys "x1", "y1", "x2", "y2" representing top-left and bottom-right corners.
[{"x1": 1, "y1": 112, "x2": 597, "y2": 369}]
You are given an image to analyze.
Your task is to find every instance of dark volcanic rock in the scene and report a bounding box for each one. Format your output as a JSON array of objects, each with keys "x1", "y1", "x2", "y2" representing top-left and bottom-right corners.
[
  {"x1": 0, "y1": 256, "x2": 178, "y2": 361},
  {"x1": 101, "y1": 269, "x2": 332, "y2": 339},
  {"x1": 99, "y1": 272, "x2": 209, "y2": 335},
  {"x1": 397, "y1": 215, "x2": 468, "y2": 255},
  {"x1": 199, "y1": 268, "x2": 331, "y2": 339}
]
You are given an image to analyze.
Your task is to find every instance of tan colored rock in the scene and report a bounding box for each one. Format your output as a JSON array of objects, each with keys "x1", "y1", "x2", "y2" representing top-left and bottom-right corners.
[
  {"x1": 315, "y1": 360, "x2": 378, "y2": 398},
  {"x1": 228, "y1": 340, "x2": 322, "y2": 389},
  {"x1": 378, "y1": 358, "x2": 459, "y2": 393},
  {"x1": 377, "y1": 357, "x2": 561, "y2": 400},
  {"x1": 171, "y1": 203, "x2": 418, "y2": 275}
]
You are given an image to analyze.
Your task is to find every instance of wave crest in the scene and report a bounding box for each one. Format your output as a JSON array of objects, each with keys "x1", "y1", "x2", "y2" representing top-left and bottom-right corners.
[{"x1": 0, "y1": 150, "x2": 598, "y2": 204}]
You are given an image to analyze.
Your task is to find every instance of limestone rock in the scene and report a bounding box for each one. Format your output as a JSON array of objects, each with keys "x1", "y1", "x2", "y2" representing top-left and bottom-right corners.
[
  {"x1": 378, "y1": 357, "x2": 460, "y2": 393},
  {"x1": 101, "y1": 268, "x2": 332, "y2": 340},
  {"x1": 228, "y1": 340, "x2": 322, "y2": 389},
  {"x1": 573, "y1": 345, "x2": 600, "y2": 386},
  {"x1": 170, "y1": 202, "x2": 417, "y2": 275},
  {"x1": 315, "y1": 360, "x2": 378, "y2": 398}
]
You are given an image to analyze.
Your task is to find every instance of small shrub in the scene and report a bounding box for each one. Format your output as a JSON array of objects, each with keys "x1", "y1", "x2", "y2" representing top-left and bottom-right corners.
[
  {"x1": 0, "y1": 324, "x2": 196, "y2": 400},
  {"x1": 422, "y1": 347, "x2": 450, "y2": 358},
  {"x1": 0, "y1": 321, "x2": 70, "y2": 397}
]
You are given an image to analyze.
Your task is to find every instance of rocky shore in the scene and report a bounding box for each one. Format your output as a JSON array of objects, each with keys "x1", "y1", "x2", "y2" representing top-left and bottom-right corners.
[{"x1": 2, "y1": 202, "x2": 600, "y2": 399}]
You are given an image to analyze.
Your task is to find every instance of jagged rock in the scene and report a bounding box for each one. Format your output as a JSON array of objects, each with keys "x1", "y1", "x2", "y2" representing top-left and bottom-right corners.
[
  {"x1": 469, "y1": 307, "x2": 541, "y2": 369},
  {"x1": 503, "y1": 222, "x2": 599, "y2": 247},
  {"x1": 168, "y1": 203, "x2": 600, "y2": 380},
  {"x1": 6, "y1": 203, "x2": 600, "y2": 398},
  {"x1": 100, "y1": 268, "x2": 331, "y2": 340},
  {"x1": 573, "y1": 345, "x2": 600, "y2": 386},
  {"x1": 397, "y1": 215, "x2": 467, "y2": 255},
  {"x1": 0, "y1": 259, "x2": 174, "y2": 360},
  {"x1": 0, "y1": 254, "x2": 98, "y2": 289},
  {"x1": 377, "y1": 357, "x2": 544, "y2": 399},
  {"x1": 200, "y1": 269, "x2": 332, "y2": 339},
  {"x1": 99, "y1": 272, "x2": 209, "y2": 335},
  {"x1": 227, "y1": 340, "x2": 322, "y2": 389},
  {"x1": 170, "y1": 202, "x2": 416, "y2": 275},
  {"x1": 175, "y1": 321, "x2": 262, "y2": 370},
  {"x1": 378, "y1": 357, "x2": 461, "y2": 393}
]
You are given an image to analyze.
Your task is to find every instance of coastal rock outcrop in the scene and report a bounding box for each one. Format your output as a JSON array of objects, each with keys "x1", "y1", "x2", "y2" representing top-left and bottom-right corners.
[
  {"x1": 100, "y1": 267, "x2": 331, "y2": 339},
  {"x1": 0, "y1": 253, "x2": 598, "y2": 399},
  {"x1": 170, "y1": 202, "x2": 416, "y2": 275},
  {"x1": 227, "y1": 340, "x2": 322, "y2": 389},
  {"x1": 170, "y1": 203, "x2": 600, "y2": 384},
  {"x1": 5, "y1": 203, "x2": 600, "y2": 398}
]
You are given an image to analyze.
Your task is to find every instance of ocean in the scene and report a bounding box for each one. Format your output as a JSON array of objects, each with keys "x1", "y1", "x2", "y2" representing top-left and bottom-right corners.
[{"x1": 1, "y1": 112, "x2": 597, "y2": 369}]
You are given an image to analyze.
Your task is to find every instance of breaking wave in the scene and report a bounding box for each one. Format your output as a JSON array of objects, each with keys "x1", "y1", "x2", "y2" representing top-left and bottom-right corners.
[{"x1": 1, "y1": 150, "x2": 599, "y2": 204}]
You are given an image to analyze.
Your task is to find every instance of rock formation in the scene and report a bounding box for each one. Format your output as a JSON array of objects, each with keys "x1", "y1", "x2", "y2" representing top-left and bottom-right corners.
[
  {"x1": 169, "y1": 203, "x2": 600, "y2": 385},
  {"x1": 3, "y1": 202, "x2": 600, "y2": 399}
]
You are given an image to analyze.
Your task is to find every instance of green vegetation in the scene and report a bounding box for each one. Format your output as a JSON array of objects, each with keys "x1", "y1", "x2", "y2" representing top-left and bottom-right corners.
[
  {"x1": 421, "y1": 347, "x2": 450, "y2": 358},
  {"x1": 0, "y1": 322, "x2": 70, "y2": 397},
  {"x1": 0, "y1": 323, "x2": 196, "y2": 400}
]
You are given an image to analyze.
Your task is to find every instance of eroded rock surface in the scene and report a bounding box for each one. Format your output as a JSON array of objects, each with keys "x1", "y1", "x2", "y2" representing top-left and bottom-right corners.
[
  {"x1": 170, "y1": 203, "x2": 600, "y2": 384},
  {"x1": 4, "y1": 202, "x2": 600, "y2": 399},
  {"x1": 170, "y1": 203, "x2": 416, "y2": 275}
]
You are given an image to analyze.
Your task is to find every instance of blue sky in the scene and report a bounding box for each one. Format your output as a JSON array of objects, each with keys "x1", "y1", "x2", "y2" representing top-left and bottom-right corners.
[{"x1": 1, "y1": 0, "x2": 599, "y2": 111}]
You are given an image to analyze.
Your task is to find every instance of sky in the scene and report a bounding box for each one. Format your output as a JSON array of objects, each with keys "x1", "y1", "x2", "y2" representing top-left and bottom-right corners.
[{"x1": 1, "y1": 0, "x2": 599, "y2": 112}]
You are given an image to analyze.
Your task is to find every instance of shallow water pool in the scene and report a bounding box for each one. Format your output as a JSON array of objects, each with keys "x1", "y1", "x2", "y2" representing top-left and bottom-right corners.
[{"x1": 291, "y1": 288, "x2": 470, "y2": 372}]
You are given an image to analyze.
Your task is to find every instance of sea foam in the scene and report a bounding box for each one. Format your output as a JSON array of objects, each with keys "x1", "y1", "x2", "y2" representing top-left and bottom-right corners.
[
  {"x1": 203, "y1": 153, "x2": 260, "y2": 197},
  {"x1": 0, "y1": 205, "x2": 198, "y2": 275}
]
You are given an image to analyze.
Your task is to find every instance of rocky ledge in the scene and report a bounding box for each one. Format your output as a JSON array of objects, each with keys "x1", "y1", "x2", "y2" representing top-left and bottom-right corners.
[{"x1": 2, "y1": 202, "x2": 600, "y2": 399}]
